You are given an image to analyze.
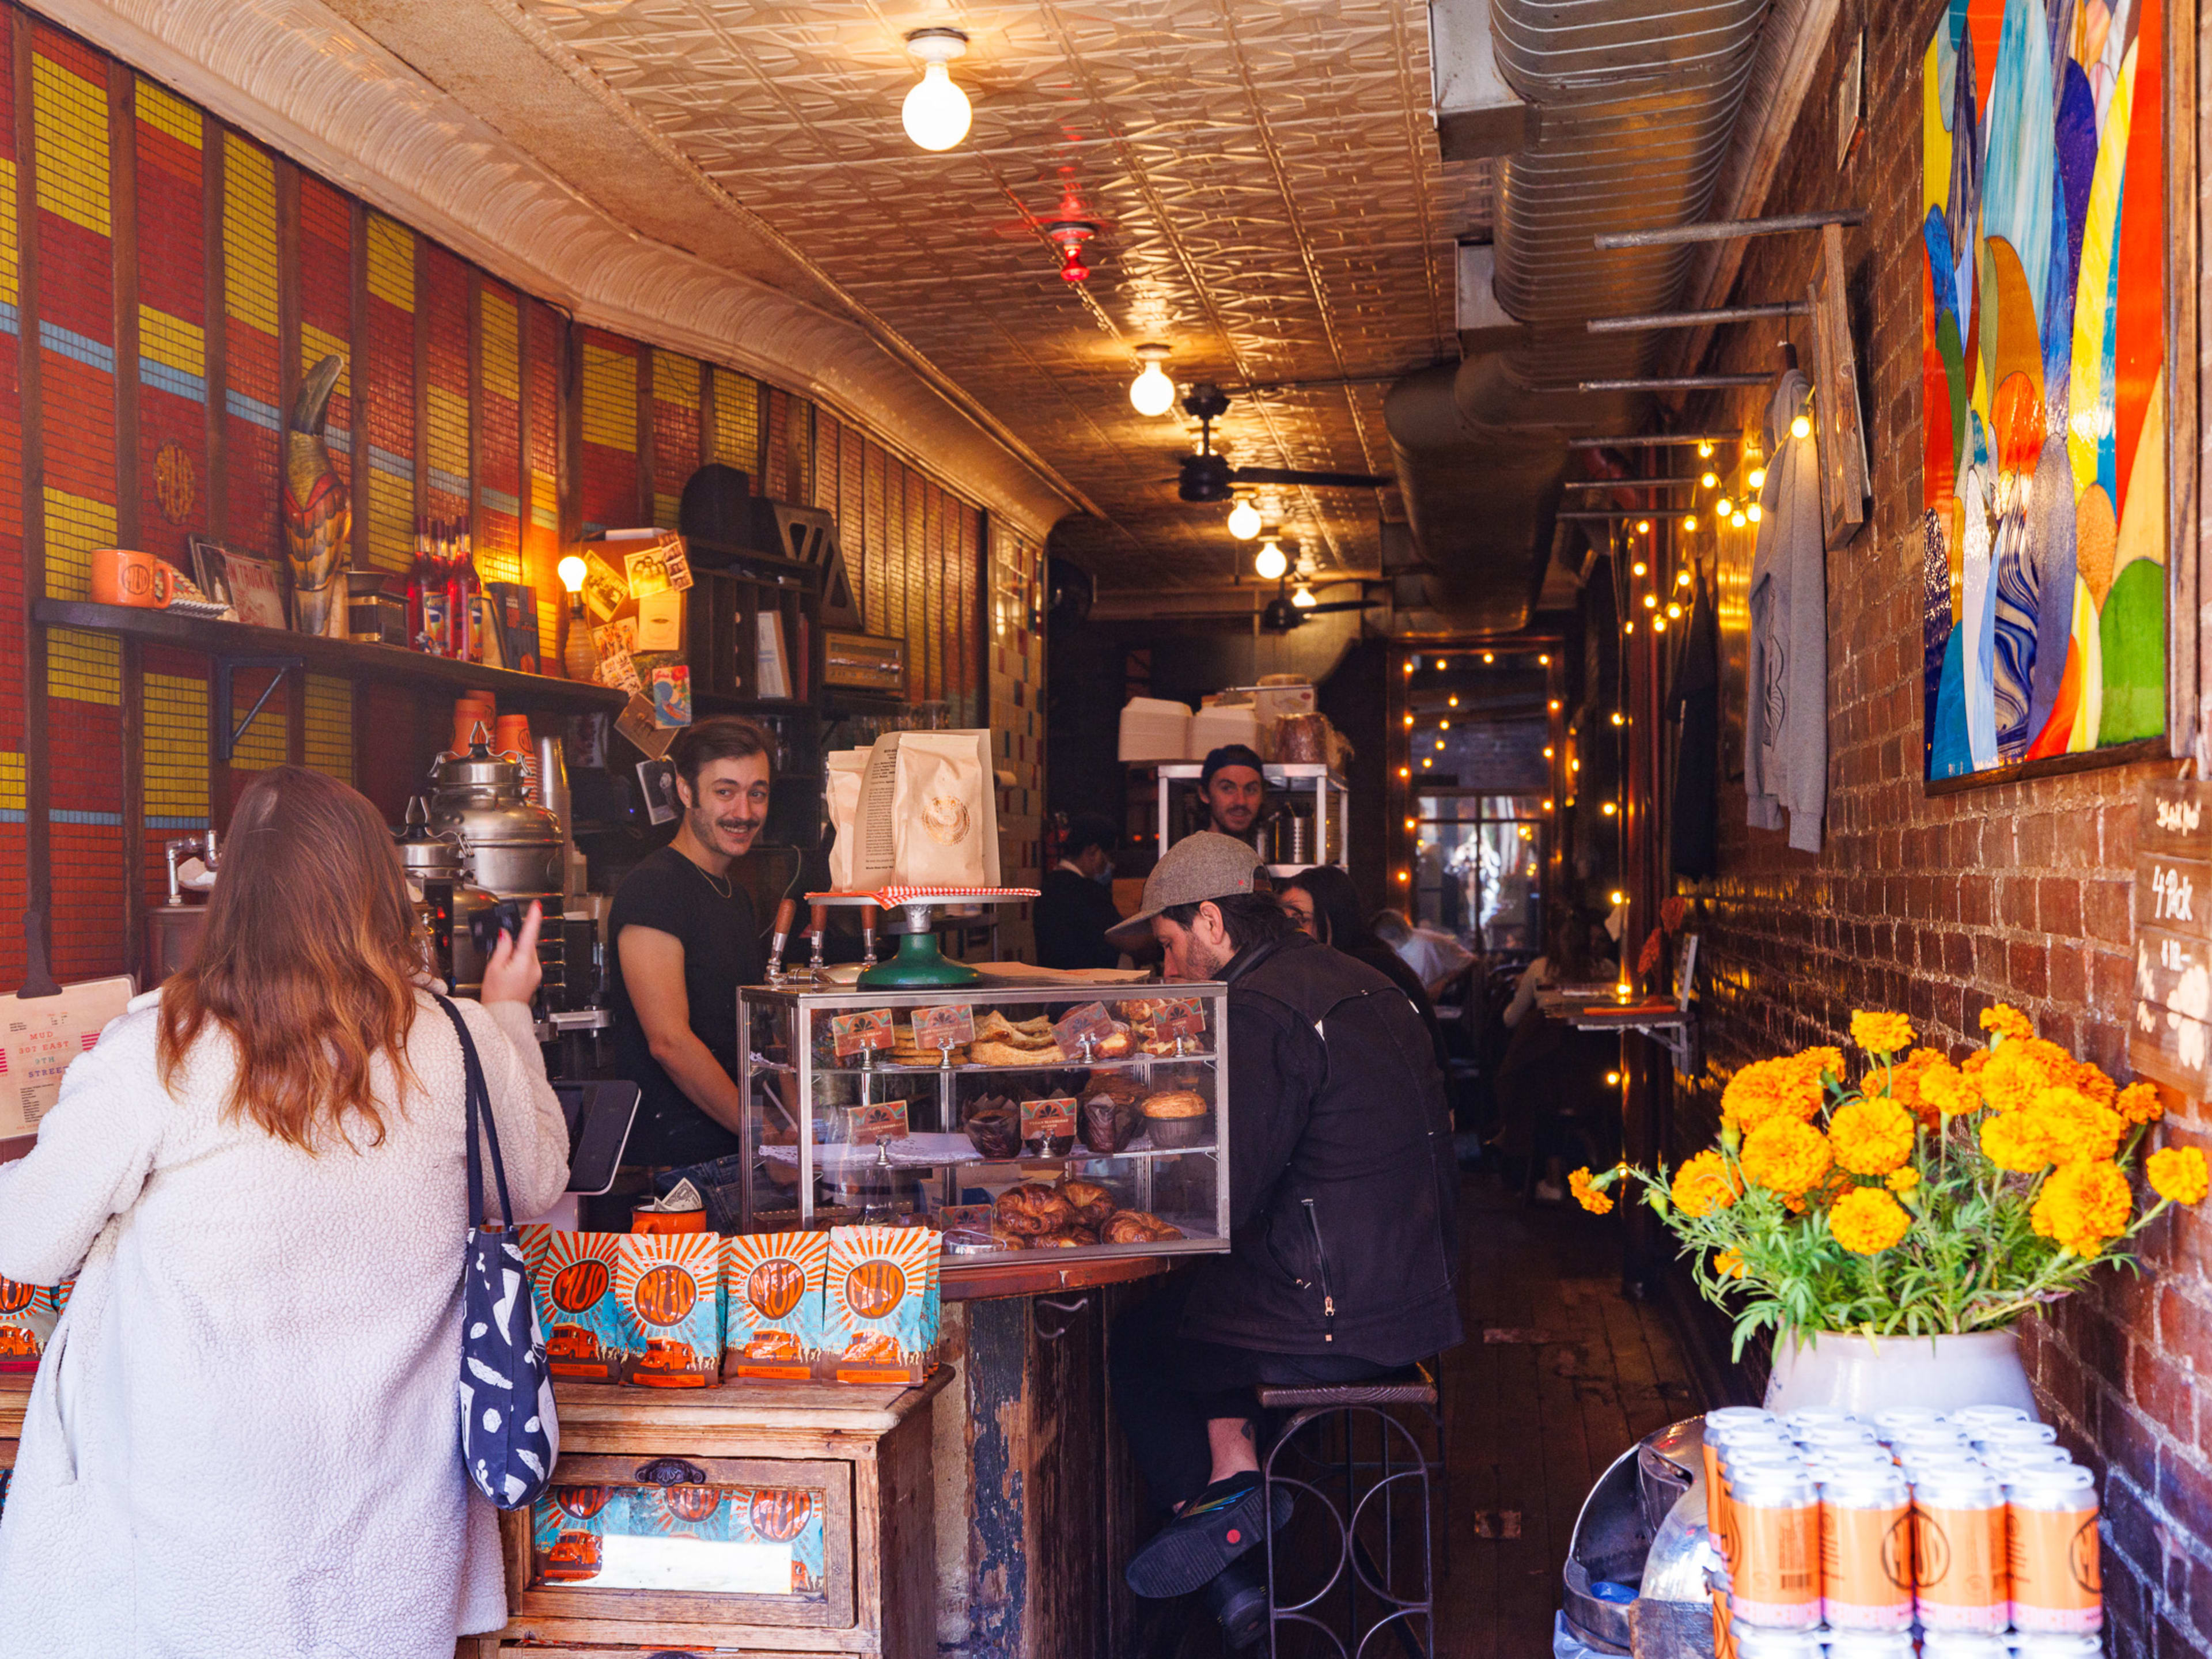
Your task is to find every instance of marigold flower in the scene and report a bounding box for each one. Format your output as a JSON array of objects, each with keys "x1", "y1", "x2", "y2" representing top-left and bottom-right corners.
[
  {"x1": 1712, "y1": 1248, "x2": 1747, "y2": 1279},
  {"x1": 2147, "y1": 1146, "x2": 2211, "y2": 1207},
  {"x1": 1829, "y1": 1097, "x2": 1918, "y2": 1176},
  {"x1": 2029, "y1": 1160, "x2": 2131, "y2": 1256},
  {"x1": 1830, "y1": 1186, "x2": 1911, "y2": 1254},
  {"x1": 1887, "y1": 1166, "x2": 1921, "y2": 1195},
  {"x1": 1740, "y1": 1118, "x2": 1833, "y2": 1195},
  {"x1": 1961, "y1": 1049, "x2": 1990, "y2": 1078},
  {"x1": 1979, "y1": 1109, "x2": 2055, "y2": 1174},
  {"x1": 1885, "y1": 1049, "x2": 1945, "y2": 1130},
  {"x1": 1919, "y1": 1059, "x2": 1981, "y2": 1118},
  {"x1": 1671, "y1": 1150, "x2": 1742, "y2": 1218},
  {"x1": 2116, "y1": 1082, "x2": 2165, "y2": 1126},
  {"x1": 1851, "y1": 1010, "x2": 1915, "y2": 1054},
  {"x1": 1789, "y1": 1046, "x2": 1846, "y2": 1085},
  {"x1": 2074, "y1": 1063, "x2": 2118, "y2": 1107},
  {"x1": 2025, "y1": 1086, "x2": 2124, "y2": 1166},
  {"x1": 1721, "y1": 1057, "x2": 1825, "y2": 1132},
  {"x1": 1979, "y1": 1003, "x2": 2035, "y2": 1042},
  {"x1": 1977, "y1": 1038, "x2": 2078, "y2": 1115},
  {"x1": 1569, "y1": 1166, "x2": 1613, "y2": 1215}
]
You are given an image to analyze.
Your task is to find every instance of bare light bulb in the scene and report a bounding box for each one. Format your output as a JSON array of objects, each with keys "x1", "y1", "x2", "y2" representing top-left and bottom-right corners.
[
  {"x1": 1227, "y1": 498, "x2": 1263, "y2": 539},
  {"x1": 1632, "y1": 560, "x2": 1647, "y2": 577},
  {"x1": 1610, "y1": 711, "x2": 1624, "y2": 727},
  {"x1": 557, "y1": 554, "x2": 588, "y2": 594},
  {"x1": 1290, "y1": 584, "x2": 1315, "y2": 609},
  {"x1": 1700, "y1": 471, "x2": 1719, "y2": 489},
  {"x1": 1748, "y1": 467, "x2": 1767, "y2": 489},
  {"x1": 1697, "y1": 441, "x2": 1714, "y2": 458},
  {"x1": 1130, "y1": 357, "x2": 1176, "y2": 417},
  {"x1": 1253, "y1": 540, "x2": 1287, "y2": 581},
  {"x1": 1681, "y1": 515, "x2": 1697, "y2": 532},
  {"x1": 1635, "y1": 520, "x2": 1650, "y2": 534},
  {"x1": 1748, "y1": 503, "x2": 1763, "y2": 523},
  {"x1": 1791, "y1": 414, "x2": 1812, "y2": 440},
  {"x1": 1732, "y1": 512, "x2": 1748, "y2": 529},
  {"x1": 1716, "y1": 498, "x2": 1733, "y2": 517},
  {"x1": 902, "y1": 32, "x2": 972, "y2": 151}
]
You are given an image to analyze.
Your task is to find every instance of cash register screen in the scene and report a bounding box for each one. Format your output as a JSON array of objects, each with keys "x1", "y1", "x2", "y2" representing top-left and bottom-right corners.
[{"x1": 554, "y1": 1080, "x2": 640, "y2": 1195}]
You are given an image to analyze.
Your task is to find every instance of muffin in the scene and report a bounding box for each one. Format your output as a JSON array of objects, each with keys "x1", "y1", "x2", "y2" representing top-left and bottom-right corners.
[{"x1": 1141, "y1": 1089, "x2": 1213, "y2": 1149}]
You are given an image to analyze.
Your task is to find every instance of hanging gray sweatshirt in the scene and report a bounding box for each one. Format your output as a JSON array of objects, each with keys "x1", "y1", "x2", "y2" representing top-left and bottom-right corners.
[{"x1": 1743, "y1": 368, "x2": 1826, "y2": 853}]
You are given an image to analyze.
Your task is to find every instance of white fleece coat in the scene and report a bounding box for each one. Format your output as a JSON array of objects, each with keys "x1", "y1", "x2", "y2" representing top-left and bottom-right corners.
[{"x1": 0, "y1": 990, "x2": 569, "y2": 1658}]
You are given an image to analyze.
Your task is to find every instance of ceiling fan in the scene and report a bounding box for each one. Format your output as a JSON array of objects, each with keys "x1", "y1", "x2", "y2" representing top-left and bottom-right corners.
[
  {"x1": 1260, "y1": 581, "x2": 1388, "y2": 633},
  {"x1": 1175, "y1": 384, "x2": 1393, "y2": 503}
]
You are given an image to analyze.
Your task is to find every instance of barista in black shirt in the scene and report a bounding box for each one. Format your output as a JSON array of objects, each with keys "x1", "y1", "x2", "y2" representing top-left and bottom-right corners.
[
  {"x1": 608, "y1": 718, "x2": 772, "y2": 1165},
  {"x1": 1035, "y1": 813, "x2": 1124, "y2": 969}
]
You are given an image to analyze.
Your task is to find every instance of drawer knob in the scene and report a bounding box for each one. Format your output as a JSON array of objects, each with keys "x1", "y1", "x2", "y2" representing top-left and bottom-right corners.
[{"x1": 634, "y1": 1457, "x2": 708, "y2": 1487}]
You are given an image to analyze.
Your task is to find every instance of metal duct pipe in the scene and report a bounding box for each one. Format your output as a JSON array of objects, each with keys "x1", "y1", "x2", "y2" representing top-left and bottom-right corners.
[{"x1": 1391, "y1": 0, "x2": 1768, "y2": 628}]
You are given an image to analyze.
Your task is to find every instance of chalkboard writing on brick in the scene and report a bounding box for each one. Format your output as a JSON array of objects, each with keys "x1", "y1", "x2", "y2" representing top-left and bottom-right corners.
[{"x1": 2131, "y1": 782, "x2": 2212, "y2": 1095}]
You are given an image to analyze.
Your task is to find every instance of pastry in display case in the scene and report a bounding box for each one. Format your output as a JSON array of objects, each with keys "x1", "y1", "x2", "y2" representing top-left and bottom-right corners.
[{"x1": 734, "y1": 979, "x2": 1230, "y2": 1264}]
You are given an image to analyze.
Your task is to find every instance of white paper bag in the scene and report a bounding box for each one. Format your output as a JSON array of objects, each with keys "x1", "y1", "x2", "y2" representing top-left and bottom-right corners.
[{"x1": 825, "y1": 749, "x2": 870, "y2": 889}]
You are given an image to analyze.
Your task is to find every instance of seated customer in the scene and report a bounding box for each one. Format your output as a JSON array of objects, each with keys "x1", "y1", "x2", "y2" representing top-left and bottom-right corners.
[
  {"x1": 1280, "y1": 865, "x2": 1448, "y2": 1070},
  {"x1": 1034, "y1": 812, "x2": 1124, "y2": 969},
  {"x1": 1105, "y1": 835, "x2": 1462, "y2": 1646},
  {"x1": 1372, "y1": 907, "x2": 1478, "y2": 1000}
]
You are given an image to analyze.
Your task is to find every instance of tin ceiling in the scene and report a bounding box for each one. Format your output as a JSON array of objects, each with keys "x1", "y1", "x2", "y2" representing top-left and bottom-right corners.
[{"x1": 458, "y1": 1, "x2": 1489, "y2": 589}]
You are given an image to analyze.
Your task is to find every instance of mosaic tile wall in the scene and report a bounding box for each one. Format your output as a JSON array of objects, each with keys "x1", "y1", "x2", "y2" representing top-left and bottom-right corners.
[{"x1": 0, "y1": 6, "x2": 1005, "y2": 986}]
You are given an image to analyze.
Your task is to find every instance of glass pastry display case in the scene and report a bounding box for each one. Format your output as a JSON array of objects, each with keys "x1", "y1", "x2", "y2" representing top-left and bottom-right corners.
[{"x1": 735, "y1": 979, "x2": 1230, "y2": 1262}]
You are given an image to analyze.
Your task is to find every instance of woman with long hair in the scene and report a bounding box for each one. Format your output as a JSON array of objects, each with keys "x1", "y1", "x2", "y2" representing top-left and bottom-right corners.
[
  {"x1": 1279, "y1": 865, "x2": 1448, "y2": 1069},
  {"x1": 0, "y1": 766, "x2": 569, "y2": 1657}
]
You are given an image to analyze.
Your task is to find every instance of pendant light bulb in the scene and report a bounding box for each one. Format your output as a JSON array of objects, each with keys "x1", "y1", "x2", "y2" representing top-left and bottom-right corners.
[
  {"x1": 557, "y1": 555, "x2": 588, "y2": 594},
  {"x1": 1129, "y1": 344, "x2": 1176, "y2": 416},
  {"x1": 1254, "y1": 539, "x2": 1287, "y2": 581},
  {"x1": 1227, "y1": 498, "x2": 1263, "y2": 540},
  {"x1": 1291, "y1": 585, "x2": 1316, "y2": 609},
  {"x1": 901, "y1": 31, "x2": 972, "y2": 151}
]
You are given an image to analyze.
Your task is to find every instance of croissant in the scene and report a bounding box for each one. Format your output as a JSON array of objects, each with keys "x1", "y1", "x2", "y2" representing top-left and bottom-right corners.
[
  {"x1": 1059, "y1": 1180, "x2": 1118, "y2": 1228},
  {"x1": 994, "y1": 1184, "x2": 1074, "y2": 1236}
]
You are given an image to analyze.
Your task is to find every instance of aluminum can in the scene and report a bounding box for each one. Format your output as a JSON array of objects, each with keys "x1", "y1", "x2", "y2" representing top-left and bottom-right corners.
[
  {"x1": 2004, "y1": 1463, "x2": 2101, "y2": 1634},
  {"x1": 1727, "y1": 1464, "x2": 1821, "y2": 1628},
  {"x1": 1823, "y1": 1631, "x2": 1915, "y2": 1657},
  {"x1": 1916, "y1": 1632, "x2": 2010, "y2": 1657},
  {"x1": 1815, "y1": 1461, "x2": 1912, "y2": 1630},
  {"x1": 1911, "y1": 1463, "x2": 2009, "y2": 1632},
  {"x1": 1729, "y1": 1625, "x2": 1825, "y2": 1657},
  {"x1": 1872, "y1": 1406, "x2": 1950, "y2": 1441}
]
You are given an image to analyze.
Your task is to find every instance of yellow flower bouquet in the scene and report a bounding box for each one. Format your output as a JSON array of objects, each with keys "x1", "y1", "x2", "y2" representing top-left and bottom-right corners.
[{"x1": 1574, "y1": 1006, "x2": 2210, "y2": 1353}]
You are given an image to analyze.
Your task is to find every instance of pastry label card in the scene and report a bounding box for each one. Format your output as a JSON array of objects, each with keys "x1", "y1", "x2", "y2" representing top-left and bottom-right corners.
[
  {"x1": 847, "y1": 1102, "x2": 910, "y2": 1146},
  {"x1": 830, "y1": 1010, "x2": 896, "y2": 1059},
  {"x1": 1019, "y1": 1097, "x2": 1077, "y2": 1139},
  {"x1": 911, "y1": 1004, "x2": 975, "y2": 1050},
  {"x1": 1050, "y1": 1001, "x2": 1115, "y2": 1055}
]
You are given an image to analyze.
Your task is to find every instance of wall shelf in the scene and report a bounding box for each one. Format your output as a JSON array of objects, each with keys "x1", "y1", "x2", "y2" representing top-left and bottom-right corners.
[{"x1": 33, "y1": 600, "x2": 627, "y2": 714}]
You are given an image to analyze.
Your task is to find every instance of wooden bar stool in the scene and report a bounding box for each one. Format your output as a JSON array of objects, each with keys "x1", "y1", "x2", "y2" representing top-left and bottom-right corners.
[{"x1": 1257, "y1": 1369, "x2": 1441, "y2": 1658}]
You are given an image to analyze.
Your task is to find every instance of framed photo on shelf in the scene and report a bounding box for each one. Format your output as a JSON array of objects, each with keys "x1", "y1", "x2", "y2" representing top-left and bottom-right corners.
[{"x1": 187, "y1": 536, "x2": 233, "y2": 611}]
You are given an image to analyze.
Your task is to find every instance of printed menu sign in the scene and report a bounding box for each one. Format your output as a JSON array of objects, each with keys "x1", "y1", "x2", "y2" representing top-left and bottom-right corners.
[
  {"x1": 911, "y1": 1003, "x2": 975, "y2": 1050},
  {"x1": 1050, "y1": 1001, "x2": 1115, "y2": 1055},
  {"x1": 1151, "y1": 997, "x2": 1206, "y2": 1040},
  {"x1": 830, "y1": 1010, "x2": 897, "y2": 1059},
  {"x1": 2131, "y1": 781, "x2": 2212, "y2": 1095},
  {"x1": 847, "y1": 1102, "x2": 910, "y2": 1146},
  {"x1": 0, "y1": 976, "x2": 135, "y2": 1139},
  {"x1": 1020, "y1": 1097, "x2": 1077, "y2": 1141}
]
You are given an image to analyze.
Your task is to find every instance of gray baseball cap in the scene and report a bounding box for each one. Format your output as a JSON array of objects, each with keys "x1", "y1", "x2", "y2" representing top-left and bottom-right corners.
[{"x1": 1106, "y1": 831, "x2": 1266, "y2": 950}]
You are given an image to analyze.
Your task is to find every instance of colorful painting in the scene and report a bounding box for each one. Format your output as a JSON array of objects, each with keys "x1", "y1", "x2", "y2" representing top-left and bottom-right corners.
[{"x1": 1921, "y1": 0, "x2": 2166, "y2": 779}]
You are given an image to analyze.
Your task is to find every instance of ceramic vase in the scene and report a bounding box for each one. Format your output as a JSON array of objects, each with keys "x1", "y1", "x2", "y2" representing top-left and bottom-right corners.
[{"x1": 1762, "y1": 1327, "x2": 2037, "y2": 1417}]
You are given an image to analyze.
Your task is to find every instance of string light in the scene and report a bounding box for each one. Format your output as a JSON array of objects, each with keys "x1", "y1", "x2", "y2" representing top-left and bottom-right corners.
[
  {"x1": 1667, "y1": 603, "x2": 1682, "y2": 619},
  {"x1": 1435, "y1": 739, "x2": 1446, "y2": 751},
  {"x1": 1633, "y1": 560, "x2": 1647, "y2": 577},
  {"x1": 1448, "y1": 694, "x2": 1460, "y2": 707},
  {"x1": 1397, "y1": 766, "x2": 1410, "y2": 779},
  {"x1": 1548, "y1": 699, "x2": 1561, "y2": 711},
  {"x1": 1748, "y1": 503, "x2": 1762, "y2": 522},
  {"x1": 1610, "y1": 889, "x2": 1626, "y2": 905},
  {"x1": 1607, "y1": 1070, "x2": 1623, "y2": 1086},
  {"x1": 1653, "y1": 615, "x2": 1667, "y2": 632},
  {"x1": 1791, "y1": 414, "x2": 1812, "y2": 440},
  {"x1": 1404, "y1": 658, "x2": 1417, "y2": 675},
  {"x1": 1676, "y1": 570, "x2": 1692, "y2": 588},
  {"x1": 1483, "y1": 652, "x2": 1495, "y2": 664},
  {"x1": 1634, "y1": 520, "x2": 1650, "y2": 534},
  {"x1": 1570, "y1": 758, "x2": 1580, "y2": 772},
  {"x1": 1405, "y1": 816, "x2": 1417, "y2": 830},
  {"x1": 1697, "y1": 441, "x2": 1714, "y2": 458},
  {"x1": 1602, "y1": 801, "x2": 1618, "y2": 816},
  {"x1": 1748, "y1": 467, "x2": 1766, "y2": 489},
  {"x1": 1624, "y1": 620, "x2": 1635, "y2": 635},
  {"x1": 1610, "y1": 711, "x2": 1624, "y2": 727},
  {"x1": 1700, "y1": 471, "x2": 1719, "y2": 489},
  {"x1": 1643, "y1": 593, "x2": 1658, "y2": 609},
  {"x1": 1397, "y1": 869, "x2": 1411, "y2": 884},
  {"x1": 1542, "y1": 798, "x2": 1554, "y2": 811},
  {"x1": 1717, "y1": 497, "x2": 1733, "y2": 517},
  {"x1": 1439, "y1": 718, "x2": 1450, "y2": 730},
  {"x1": 1543, "y1": 745, "x2": 1555, "y2": 759},
  {"x1": 1681, "y1": 515, "x2": 1697, "y2": 532},
  {"x1": 1403, "y1": 713, "x2": 1415, "y2": 728},
  {"x1": 1421, "y1": 757, "x2": 1433, "y2": 768},
  {"x1": 1539, "y1": 654, "x2": 1551, "y2": 666},
  {"x1": 1732, "y1": 512, "x2": 1748, "y2": 529}
]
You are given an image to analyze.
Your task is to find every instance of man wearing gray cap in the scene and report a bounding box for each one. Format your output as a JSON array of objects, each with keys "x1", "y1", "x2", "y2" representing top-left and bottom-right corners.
[{"x1": 1106, "y1": 833, "x2": 1461, "y2": 1645}]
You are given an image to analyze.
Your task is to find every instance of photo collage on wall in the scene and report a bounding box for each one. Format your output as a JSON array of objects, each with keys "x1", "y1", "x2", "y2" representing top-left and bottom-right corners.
[{"x1": 1920, "y1": 0, "x2": 2165, "y2": 779}]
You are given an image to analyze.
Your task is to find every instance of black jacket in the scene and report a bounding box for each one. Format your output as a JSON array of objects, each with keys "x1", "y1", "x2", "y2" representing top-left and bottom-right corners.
[
  {"x1": 1034, "y1": 867, "x2": 1124, "y2": 970},
  {"x1": 1179, "y1": 931, "x2": 1463, "y2": 1363}
]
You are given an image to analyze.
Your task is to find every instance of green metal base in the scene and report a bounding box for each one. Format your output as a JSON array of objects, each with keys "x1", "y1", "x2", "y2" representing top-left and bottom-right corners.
[{"x1": 856, "y1": 929, "x2": 980, "y2": 988}]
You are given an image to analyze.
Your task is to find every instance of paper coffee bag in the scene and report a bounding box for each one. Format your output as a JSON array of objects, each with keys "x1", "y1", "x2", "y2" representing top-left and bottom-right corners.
[
  {"x1": 824, "y1": 749, "x2": 870, "y2": 890},
  {"x1": 889, "y1": 731, "x2": 999, "y2": 887}
]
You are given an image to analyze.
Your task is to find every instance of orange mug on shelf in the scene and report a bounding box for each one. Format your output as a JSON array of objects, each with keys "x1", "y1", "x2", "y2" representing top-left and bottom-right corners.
[
  {"x1": 631, "y1": 1206, "x2": 708, "y2": 1236},
  {"x1": 90, "y1": 548, "x2": 175, "y2": 609}
]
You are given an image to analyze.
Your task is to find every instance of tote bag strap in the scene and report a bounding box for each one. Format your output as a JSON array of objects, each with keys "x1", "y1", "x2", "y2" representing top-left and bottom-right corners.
[{"x1": 432, "y1": 993, "x2": 517, "y2": 1230}]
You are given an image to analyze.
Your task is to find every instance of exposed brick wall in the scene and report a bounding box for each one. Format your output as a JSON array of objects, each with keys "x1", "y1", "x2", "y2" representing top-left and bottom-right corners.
[{"x1": 1671, "y1": 4, "x2": 2202, "y2": 1652}]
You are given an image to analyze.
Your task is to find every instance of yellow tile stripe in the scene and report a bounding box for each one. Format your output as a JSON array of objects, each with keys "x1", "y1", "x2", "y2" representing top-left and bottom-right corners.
[
  {"x1": 136, "y1": 78, "x2": 201, "y2": 150},
  {"x1": 367, "y1": 466, "x2": 412, "y2": 573},
  {"x1": 224, "y1": 134, "x2": 278, "y2": 336},
  {"x1": 653, "y1": 350, "x2": 699, "y2": 411},
  {"x1": 366, "y1": 214, "x2": 413, "y2": 312},
  {"x1": 711, "y1": 368, "x2": 759, "y2": 469},
  {"x1": 142, "y1": 672, "x2": 209, "y2": 818},
  {"x1": 302, "y1": 322, "x2": 349, "y2": 397},
  {"x1": 582, "y1": 343, "x2": 636, "y2": 452},
  {"x1": 480, "y1": 290, "x2": 519, "y2": 402},
  {"x1": 304, "y1": 675, "x2": 352, "y2": 783},
  {"x1": 427, "y1": 384, "x2": 469, "y2": 479},
  {"x1": 48, "y1": 627, "x2": 119, "y2": 706},
  {"x1": 31, "y1": 55, "x2": 107, "y2": 238},
  {"x1": 44, "y1": 487, "x2": 116, "y2": 601},
  {"x1": 0, "y1": 753, "x2": 24, "y2": 813},
  {"x1": 0, "y1": 160, "x2": 18, "y2": 310},
  {"x1": 139, "y1": 305, "x2": 203, "y2": 379},
  {"x1": 652, "y1": 492, "x2": 681, "y2": 530}
]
